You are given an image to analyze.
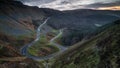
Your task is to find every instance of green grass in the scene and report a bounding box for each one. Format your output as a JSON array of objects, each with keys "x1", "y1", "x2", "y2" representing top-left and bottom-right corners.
[
  {"x1": 28, "y1": 35, "x2": 59, "y2": 57},
  {"x1": 54, "y1": 34, "x2": 63, "y2": 44},
  {"x1": 52, "y1": 37, "x2": 100, "y2": 68},
  {"x1": 46, "y1": 44, "x2": 59, "y2": 52},
  {"x1": 28, "y1": 44, "x2": 59, "y2": 57},
  {"x1": 0, "y1": 45, "x2": 3, "y2": 50},
  {"x1": 52, "y1": 29, "x2": 58, "y2": 34},
  {"x1": 51, "y1": 30, "x2": 63, "y2": 45},
  {"x1": 50, "y1": 22, "x2": 120, "y2": 68},
  {"x1": 16, "y1": 31, "x2": 36, "y2": 40}
]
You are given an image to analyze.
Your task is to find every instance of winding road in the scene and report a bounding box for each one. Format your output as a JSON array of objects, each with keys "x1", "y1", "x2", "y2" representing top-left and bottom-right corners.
[
  {"x1": 50, "y1": 29, "x2": 67, "y2": 51},
  {"x1": 20, "y1": 17, "x2": 67, "y2": 61}
]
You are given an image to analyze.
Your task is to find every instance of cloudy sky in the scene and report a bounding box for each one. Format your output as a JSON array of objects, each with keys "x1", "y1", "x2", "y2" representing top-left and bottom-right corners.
[{"x1": 17, "y1": 0, "x2": 120, "y2": 11}]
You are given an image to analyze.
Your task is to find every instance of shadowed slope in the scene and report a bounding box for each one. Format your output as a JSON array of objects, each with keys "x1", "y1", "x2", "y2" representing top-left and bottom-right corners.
[{"x1": 51, "y1": 20, "x2": 120, "y2": 68}]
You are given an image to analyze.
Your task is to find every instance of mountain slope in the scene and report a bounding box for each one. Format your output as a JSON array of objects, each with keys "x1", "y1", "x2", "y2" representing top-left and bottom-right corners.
[
  {"x1": 0, "y1": 0, "x2": 46, "y2": 35},
  {"x1": 1, "y1": 0, "x2": 120, "y2": 48},
  {"x1": 51, "y1": 20, "x2": 120, "y2": 68},
  {"x1": 0, "y1": 0, "x2": 47, "y2": 68},
  {"x1": 0, "y1": 0, "x2": 55, "y2": 53},
  {"x1": 0, "y1": 1, "x2": 120, "y2": 68},
  {"x1": 47, "y1": 9, "x2": 120, "y2": 46}
]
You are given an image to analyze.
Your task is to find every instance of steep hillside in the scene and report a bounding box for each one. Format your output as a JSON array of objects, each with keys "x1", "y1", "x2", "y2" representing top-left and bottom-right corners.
[
  {"x1": 1, "y1": 0, "x2": 120, "y2": 48},
  {"x1": 0, "y1": 0, "x2": 120, "y2": 68},
  {"x1": 0, "y1": 0, "x2": 47, "y2": 68},
  {"x1": 51, "y1": 20, "x2": 120, "y2": 68},
  {"x1": 47, "y1": 9, "x2": 120, "y2": 46},
  {"x1": 0, "y1": 0, "x2": 46, "y2": 32},
  {"x1": 0, "y1": 0, "x2": 46, "y2": 50},
  {"x1": 0, "y1": 1, "x2": 63, "y2": 67}
]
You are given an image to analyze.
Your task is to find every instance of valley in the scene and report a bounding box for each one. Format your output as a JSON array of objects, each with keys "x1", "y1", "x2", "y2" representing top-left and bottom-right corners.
[
  {"x1": 0, "y1": 0, "x2": 120, "y2": 68},
  {"x1": 21, "y1": 17, "x2": 67, "y2": 60}
]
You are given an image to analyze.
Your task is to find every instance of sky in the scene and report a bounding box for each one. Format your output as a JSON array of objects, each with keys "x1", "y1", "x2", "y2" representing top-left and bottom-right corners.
[{"x1": 17, "y1": 0, "x2": 120, "y2": 11}]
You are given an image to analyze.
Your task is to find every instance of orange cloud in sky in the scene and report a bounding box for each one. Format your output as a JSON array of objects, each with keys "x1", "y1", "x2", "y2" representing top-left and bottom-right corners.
[{"x1": 97, "y1": 6, "x2": 120, "y2": 10}]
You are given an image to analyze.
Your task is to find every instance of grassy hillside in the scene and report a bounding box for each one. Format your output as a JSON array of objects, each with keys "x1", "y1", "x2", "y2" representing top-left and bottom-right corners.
[
  {"x1": 28, "y1": 35, "x2": 59, "y2": 57},
  {"x1": 51, "y1": 20, "x2": 120, "y2": 68},
  {"x1": 0, "y1": 0, "x2": 46, "y2": 49},
  {"x1": 47, "y1": 9, "x2": 120, "y2": 46},
  {"x1": 0, "y1": 0, "x2": 46, "y2": 67},
  {"x1": 0, "y1": 1, "x2": 120, "y2": 68}
]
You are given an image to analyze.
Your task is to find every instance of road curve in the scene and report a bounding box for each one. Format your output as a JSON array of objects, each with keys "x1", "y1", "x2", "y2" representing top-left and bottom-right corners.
[
  {"x1": 50, "y1": 29, "x2": 67, "y2": 51},
  {"x1": 20, "y1": 17, "x2": 67, "y2": 61},
  {"x1": 20, "y1": 17, "x2": 51, "y2": 60}
]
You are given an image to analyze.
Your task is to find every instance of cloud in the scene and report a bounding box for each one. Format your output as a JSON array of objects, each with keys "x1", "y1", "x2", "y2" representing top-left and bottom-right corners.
[
  {"x1": 85, "y1": 1, "x2": 120, "y2": 8},
  {"x1": 17, "y1": 0, "x2": 56, "y2": 5},
  {"x1": 17, "y1": 0, "x2": 120, "y2": 10},
  {"x1": 38, "y1": 0, "x2": 86, "y2": 10},
  {"x1": 97, "y1": 6, "x2": 120, "y2": 10}
]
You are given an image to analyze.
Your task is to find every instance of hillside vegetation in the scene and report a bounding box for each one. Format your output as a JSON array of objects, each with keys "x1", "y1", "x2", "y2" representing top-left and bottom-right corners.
[
  {"x1": 51, "y1": 20, "x2": 120, "y2": 68},
  {"x1": 0, "y1": 0, "x2": 120, "y2": 68}
]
